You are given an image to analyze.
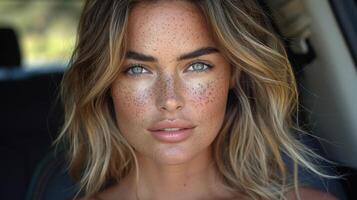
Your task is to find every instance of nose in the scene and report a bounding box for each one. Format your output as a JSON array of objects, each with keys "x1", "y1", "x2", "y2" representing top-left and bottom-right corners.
[{"x1": 156, "y1": 76, "x2": 184, "y2": 113}]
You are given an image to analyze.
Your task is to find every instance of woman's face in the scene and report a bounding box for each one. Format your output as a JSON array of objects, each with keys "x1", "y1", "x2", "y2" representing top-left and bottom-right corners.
[{"x1": 111, "y1": 0, "x2": 232, "y2": 165}]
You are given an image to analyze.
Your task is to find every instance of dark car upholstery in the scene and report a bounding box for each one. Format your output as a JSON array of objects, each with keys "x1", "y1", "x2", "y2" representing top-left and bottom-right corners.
[
  {"x1": 0, "y1": 70, "x2": 64, "y2": 200},
  {"x1": 0, "y1": 28, "x2": 21, "y2": 67},
  {"x1": 0, "y1": 27, "x2": 64, "y2": 200}
]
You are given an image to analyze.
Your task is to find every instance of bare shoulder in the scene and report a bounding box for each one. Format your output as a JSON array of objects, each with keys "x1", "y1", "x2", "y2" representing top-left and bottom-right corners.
[
  {"x1": 76, "y1": 195, "x2": 102, "y2": 200},
  {"x1": 74, "y1": 188, "x2": 117, "y2": 200},
  {"x1": 76, "y1": 197, "x2": 94, "y2": 200},
  {"x1": 285, "y1": 187, "x2": 338, "y2": 200},
  {"x1": 81, "y1": 183, "x2": 129, "y2": 200}
]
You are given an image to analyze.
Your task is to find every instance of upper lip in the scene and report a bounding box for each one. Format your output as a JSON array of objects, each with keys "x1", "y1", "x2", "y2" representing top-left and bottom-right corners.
[{"x1": 148, "y1": 119, "x2": 196, "y2": 131}]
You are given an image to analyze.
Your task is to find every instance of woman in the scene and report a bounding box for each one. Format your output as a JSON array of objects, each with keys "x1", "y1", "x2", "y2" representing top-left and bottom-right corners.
[{"x1": 58, "y1": 0, "x2": 338, "y2": 199}]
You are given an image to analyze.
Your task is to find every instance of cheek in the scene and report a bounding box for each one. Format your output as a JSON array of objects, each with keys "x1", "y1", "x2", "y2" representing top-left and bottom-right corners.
[
  {"x1": 187, "y1": 77, "x2": 228, "y2": 116},
  {"x1": 185, "y1": 75, "x2": 229, "y2": 133},
  {"x1": 111, "y1": 84, "x2": 154, "y2": 128}
]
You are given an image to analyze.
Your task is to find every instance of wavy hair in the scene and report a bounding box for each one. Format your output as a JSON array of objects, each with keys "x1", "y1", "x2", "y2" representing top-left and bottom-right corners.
[{"x1": 56, "y1": 0, "x2": 329, "y2": 199}]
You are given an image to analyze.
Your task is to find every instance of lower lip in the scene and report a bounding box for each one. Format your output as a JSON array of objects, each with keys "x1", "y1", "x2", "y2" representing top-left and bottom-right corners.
[{"x1": 149, "y1": 128, "x2": 194, "y2": 143}]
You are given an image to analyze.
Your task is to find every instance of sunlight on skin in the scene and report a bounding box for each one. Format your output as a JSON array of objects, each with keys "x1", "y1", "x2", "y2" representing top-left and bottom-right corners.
[
  {"x1": 109, "y1": 1, "x2": 234, "y2": 199},
  {"x1": 85, "y1": 1, "x2": 339, "y2": 200}
]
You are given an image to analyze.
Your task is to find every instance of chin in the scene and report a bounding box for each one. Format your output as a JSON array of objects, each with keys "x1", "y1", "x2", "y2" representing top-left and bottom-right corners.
[{"x1": 151, "y1": 145, "x2": 195, "y2": 165}]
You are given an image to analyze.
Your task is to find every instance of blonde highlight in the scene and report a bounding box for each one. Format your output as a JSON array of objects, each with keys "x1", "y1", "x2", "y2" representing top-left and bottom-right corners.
[{"x1": 57, "y1": 0, "x2": 331, "y2": 199}]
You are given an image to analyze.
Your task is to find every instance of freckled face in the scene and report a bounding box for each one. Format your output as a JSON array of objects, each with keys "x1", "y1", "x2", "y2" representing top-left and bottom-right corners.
[{"x1": 111, "y1": 1, "x2": 231, "y2": 165}]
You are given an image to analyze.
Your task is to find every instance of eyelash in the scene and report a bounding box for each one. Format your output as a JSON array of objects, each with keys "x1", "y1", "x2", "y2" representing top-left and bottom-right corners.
[{"x1": 124, "y1": 62, "x2": 213, "y2": 77}]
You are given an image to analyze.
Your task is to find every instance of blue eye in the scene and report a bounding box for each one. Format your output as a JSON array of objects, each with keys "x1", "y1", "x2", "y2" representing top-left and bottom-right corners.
[
  {"x1": 186, "y1": 62, "x2": 213, "y2": 72},
  {"x1": 124, "y1": 62, "x2": 212, "y2": 76},
  {"x1": 124, "y1": 64, "x2": 150, "y2": 76}
]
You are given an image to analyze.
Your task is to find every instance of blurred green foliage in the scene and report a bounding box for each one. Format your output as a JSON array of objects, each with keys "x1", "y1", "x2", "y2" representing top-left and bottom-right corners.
[{"x1": 0, "y1": 0, "x2": 83, "y2": 67}]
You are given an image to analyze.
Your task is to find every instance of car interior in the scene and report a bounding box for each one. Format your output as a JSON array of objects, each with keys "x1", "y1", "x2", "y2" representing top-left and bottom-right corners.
[{"x1": 0, "y1": 0, "x2": 356, "y2": 200}]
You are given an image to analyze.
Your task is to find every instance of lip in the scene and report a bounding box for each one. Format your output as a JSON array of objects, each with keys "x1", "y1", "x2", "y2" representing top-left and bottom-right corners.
[
  {"x1": 149, "y1": 128, "x2": 194, "y2": 143},
  {"x1": 147, "y1": 119, "x2": 196, "y2": 143},
  {"x1": 148, "y1": 119, "x2": 196, "y2": 131}
]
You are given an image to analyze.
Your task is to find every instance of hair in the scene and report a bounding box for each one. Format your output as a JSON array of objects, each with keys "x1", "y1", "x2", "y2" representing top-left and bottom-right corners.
[{"x1": 56, "y1": 0, "x2": 331, "y2": 199}]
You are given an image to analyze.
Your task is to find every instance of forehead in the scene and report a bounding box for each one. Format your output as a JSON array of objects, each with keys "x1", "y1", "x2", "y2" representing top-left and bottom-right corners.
[{"x1": 127, "y1": 0, "x2": 216, "y2": 55}]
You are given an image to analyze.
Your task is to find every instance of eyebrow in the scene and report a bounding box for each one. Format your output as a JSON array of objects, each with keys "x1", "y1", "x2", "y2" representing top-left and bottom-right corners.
[{"x1": 125, "y1": 47, "x2": 219, "y2": 62}]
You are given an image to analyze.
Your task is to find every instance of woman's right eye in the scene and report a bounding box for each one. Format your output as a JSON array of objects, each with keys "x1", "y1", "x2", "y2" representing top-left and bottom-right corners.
[{"x1": 124, "y1": 64, "x2": 150, "y2": 76}]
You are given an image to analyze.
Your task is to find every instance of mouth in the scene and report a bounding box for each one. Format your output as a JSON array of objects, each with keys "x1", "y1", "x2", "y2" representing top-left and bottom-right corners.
[
  {"x1": 147, "y1": 118, "x2": 196, "y2": 143},
  {"x1": 152, "y1": 127, "x2": 191, "y2": 131},
  {"x1": 148, "y1": 127, "x2": 195, "y2": 143}
]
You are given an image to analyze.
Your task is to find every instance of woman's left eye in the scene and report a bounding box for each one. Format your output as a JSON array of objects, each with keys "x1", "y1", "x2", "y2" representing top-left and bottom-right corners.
[{"x1": 186, "y1": 62, "x2": 213, "y2": 72}]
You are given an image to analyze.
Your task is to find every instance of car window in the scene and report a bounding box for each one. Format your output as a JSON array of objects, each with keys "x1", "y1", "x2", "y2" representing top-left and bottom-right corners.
[{"x1": 0, "y1": 0, "x2": 83, "y2": 69}]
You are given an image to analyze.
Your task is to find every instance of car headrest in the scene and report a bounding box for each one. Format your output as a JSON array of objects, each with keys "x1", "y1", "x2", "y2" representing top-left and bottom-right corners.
[{"x1": 0, "y1": 27, "x2": 21, "y2": 68}]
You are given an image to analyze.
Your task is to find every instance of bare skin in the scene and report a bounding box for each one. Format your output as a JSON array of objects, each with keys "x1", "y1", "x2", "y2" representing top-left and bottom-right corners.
[
  {"x1": 81, "y1": 1, "x2": 339, "y2": 200},
  {"x1": 111, "y1": 0, "x2": 231, "y2": 169},
  {"x1": 285, "y1": 187, "x2": 338, "y2": 200},
  {"x1": 109, "y1": 1, "x2": 234, "y2": 200}
]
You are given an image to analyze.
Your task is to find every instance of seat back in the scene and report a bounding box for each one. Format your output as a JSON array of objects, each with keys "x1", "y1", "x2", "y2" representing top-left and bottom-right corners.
[
  {"x1": 0, "y1": 69, "x2": 64, "y2": 200},
  {"x1": 0, "y1": 27, "x2": 21, "y2": 68}
]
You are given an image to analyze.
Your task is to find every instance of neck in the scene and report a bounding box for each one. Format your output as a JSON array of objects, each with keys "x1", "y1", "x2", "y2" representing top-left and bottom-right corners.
[{"x1": 121, "y1": 147, "x2": 229, "y2": 200}]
